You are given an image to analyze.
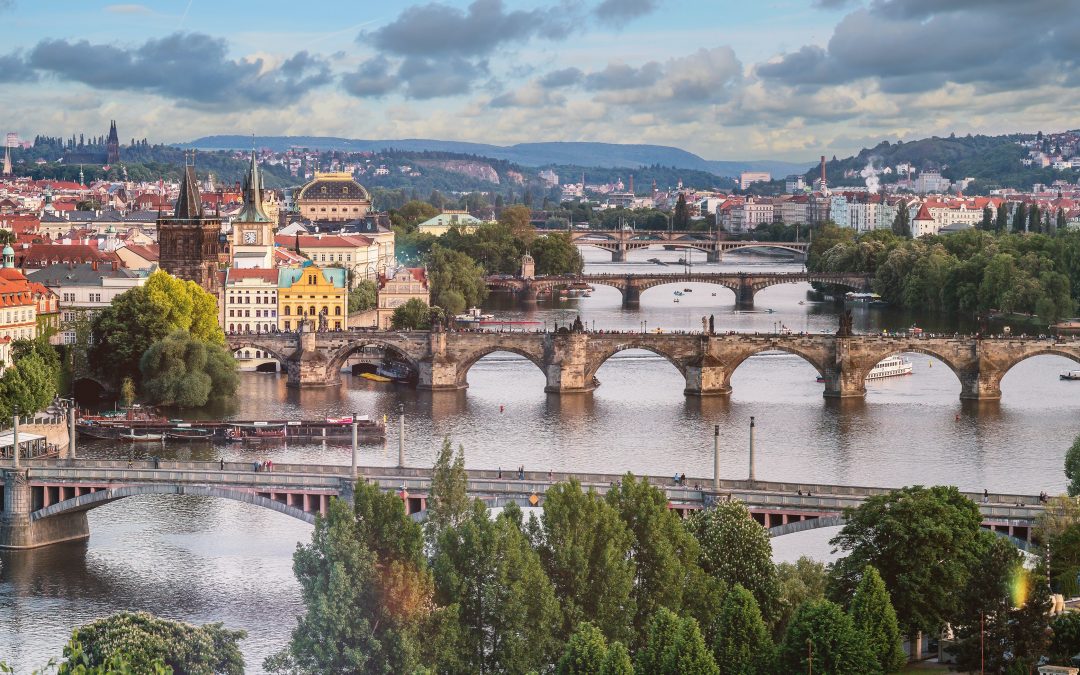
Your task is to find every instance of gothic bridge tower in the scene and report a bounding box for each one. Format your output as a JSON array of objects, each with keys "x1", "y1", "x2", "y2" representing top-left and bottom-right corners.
[{"x1": 158, "y1": 156, "x2": 222, "y2": 295}]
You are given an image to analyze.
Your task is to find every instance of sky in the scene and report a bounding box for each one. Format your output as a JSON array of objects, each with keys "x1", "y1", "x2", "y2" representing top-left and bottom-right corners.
[{"x1": 2, "y1": 0, "x2": 1078, "y2": 160}]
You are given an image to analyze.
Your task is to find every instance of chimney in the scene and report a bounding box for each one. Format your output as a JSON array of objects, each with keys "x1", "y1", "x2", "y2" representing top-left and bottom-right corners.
[
  {"x1": 111, "y1": 260, "x2": 118, "y2": 271},
  {"x1": 629, "y1": 174, "x2": 634, "y2": 194},
  {"x1": 820, "y1": 155, "x2": 827, "y2": 183},
  {"x1": 91, "y1": 260, "x2": 98, "y2": 271}
]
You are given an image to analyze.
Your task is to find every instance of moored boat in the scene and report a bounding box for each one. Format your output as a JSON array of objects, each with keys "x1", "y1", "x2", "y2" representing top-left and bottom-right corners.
[
  {"x1": 817, "y1": 356, "x2": 913, "y2": 382},
  {"x1": 1061, "y1": 370, "x2": 1080, "y2": 381},
  {"x1": 120, "y1": 430, "x2": 164, "y2": 442},
  {"x1": 164, "y1": 427, "x2": 213, "y2": 441}
]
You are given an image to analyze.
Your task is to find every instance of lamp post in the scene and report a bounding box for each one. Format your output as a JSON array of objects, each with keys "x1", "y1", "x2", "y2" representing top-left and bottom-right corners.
[
  {"x1": 12, "y1": 404, "x2": 19, "y2": 468},
  {"x1": 712, "y1": 424, "x2": 720, "y2": 490},
  {"x1": 397, "y1": 403, "x2": 405, "y2": 468},
  {"x1": 748, "y1": 416, "x2": 756, "y2": 483},
  {"x1": 351, "y1": 411, "x2": 359, "y2": 481}
]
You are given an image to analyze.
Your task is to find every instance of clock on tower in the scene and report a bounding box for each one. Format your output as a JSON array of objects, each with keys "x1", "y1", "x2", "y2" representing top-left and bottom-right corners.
[{"x1": 243, "y1": 230, "x2": 257, "y2": 244}]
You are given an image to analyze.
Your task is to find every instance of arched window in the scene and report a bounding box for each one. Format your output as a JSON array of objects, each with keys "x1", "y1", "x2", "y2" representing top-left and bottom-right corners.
[
  {"x1": 284, "y1": 306, "x2": 291, "y2": 315},
  {"x1": 334, "y1": 306, "x2": 341, "y2": 315},
  {"x1": 309, "y1": 306, "x2": 316, "y2": 315}
]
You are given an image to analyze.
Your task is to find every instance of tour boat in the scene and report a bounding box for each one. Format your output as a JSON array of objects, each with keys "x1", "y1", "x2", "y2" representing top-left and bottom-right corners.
[
  {"x1": 817, "y1": 356, "x2": 913, "y2": 382},
  {"x1": 164, "y1": 428, "x2": 213, "y2": 441},
  {"x1": 225, "y1": 423, "x2": 287, "y2": 442},
  {"x1": 454, "y1": 307, "x2": 495, "y2": 325},
  {"x1": 674, "y1": 291, "x2": 684, "y2": 296},
  {"x1": 683, "y1": 288, "x2": 693, "y2": 293},
  {"x1": 376, "y1": 361, "x2": 412, "y2": 382},
  {"x1": 1061, "y1": 370, "x2": 1080, "y2": 381}
]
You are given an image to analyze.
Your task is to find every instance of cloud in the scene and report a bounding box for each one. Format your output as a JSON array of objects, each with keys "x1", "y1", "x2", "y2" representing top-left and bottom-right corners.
[
  {"x1": 341, "y1": 56, "x2": 398, "y2": 97},
  {"x1": 0, "y1": 53, "x2": 37, "y2": 83},
  {"x1": 593, "y1": 0, "x2": 659, "y2": 26},
  {"x1": 585, "y1": 62, "x2": 664, "y2": 91},
  {"x1": 398, "y1": 56, "x2": 488, "y2": 99},
  {"x1": 104, "y1": 4, "x2": 152, "y2": 14},
  {"x1": 366, "y1": 0, "x2": 575, "y2": 58},
  {"x1": 20, "y1": 33, "x2": 331, "y2": 109},
  {"x1": 539, "y1": 67, "x2": 583, "y2": 88}
]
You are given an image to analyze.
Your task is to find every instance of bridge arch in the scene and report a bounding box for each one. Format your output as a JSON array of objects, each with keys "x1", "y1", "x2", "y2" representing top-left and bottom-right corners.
[
  {"x1": 586, "y1": 342, "x2": 689, "y2": 381},
  {"x1": 724, "y1": 242, "x2": 809, "y2": 258},
  {"x1": 860, "y1": 345, "x2": 969, "y2": 389},
  {"x1": 724, "y1": 343, "x2": 829, "y2": 382},
  {"x1": 228, "y1": 340, "x2": 292, "y2": 367},
  {"x1": 32, "y1": 484, "x2": 321, "y2": 525},
  {"x1": 327, "y1": 339, "x2": 422, "y2": 377},
  {"x1": 455, "y1": 346, "x2": 548, "y2": 388},
  {"x1": 997, "y1": 347, "x2": 1080, "y2": 387}
]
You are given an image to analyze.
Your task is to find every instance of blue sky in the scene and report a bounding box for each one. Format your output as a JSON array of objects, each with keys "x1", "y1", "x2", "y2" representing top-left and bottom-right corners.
[{"x1": 2, "y1": 0, "x2": 1077, "y2": 160}]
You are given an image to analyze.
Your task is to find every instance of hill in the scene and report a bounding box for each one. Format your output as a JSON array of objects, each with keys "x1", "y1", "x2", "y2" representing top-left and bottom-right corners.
[{"x1": 181, "y1": 136, "x2": 812, "y2": 178}]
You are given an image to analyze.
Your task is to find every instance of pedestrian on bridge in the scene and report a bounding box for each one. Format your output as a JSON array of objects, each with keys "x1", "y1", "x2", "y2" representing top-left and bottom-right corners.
[{"x1": 220, "y1": 458, "x2": 225, "y2": 471}]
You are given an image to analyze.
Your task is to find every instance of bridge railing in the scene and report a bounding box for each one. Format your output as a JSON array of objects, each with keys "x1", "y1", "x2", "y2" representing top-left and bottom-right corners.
[{"x1": 25, "y1": 466, "x2": 345, "y2": 491}]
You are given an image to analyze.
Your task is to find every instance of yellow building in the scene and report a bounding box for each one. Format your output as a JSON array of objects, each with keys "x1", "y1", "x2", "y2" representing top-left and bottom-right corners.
[
  {"x1": 376, "y1": 266, "x2": 430, "y2": 329},
  {"x1": 277, "y1": 264, "x2": 348, "y2": 332},
  {"x1": 294, "y1": 172, "x2": 372, "y2": 222}
]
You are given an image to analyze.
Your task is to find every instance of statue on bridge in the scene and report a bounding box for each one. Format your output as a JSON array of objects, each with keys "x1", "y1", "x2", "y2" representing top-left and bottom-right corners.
[
  {"x1": 836, "y1": 309, "x2": 853, "y2": 337},
  {"x1": 572, "y1": 315, "x2": 585, "y2": 333}
]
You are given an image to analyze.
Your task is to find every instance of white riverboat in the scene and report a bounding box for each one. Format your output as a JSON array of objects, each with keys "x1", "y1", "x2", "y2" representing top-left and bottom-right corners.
[
  {"x1": 817, "y1": 356, "x2": 913, "y2": 382},
  {"x1": 1061, "y1": 370, "x2": 1080, "y2": 381}
]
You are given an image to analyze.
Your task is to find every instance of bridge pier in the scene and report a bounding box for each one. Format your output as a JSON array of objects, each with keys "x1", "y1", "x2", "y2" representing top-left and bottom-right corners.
[
  {"x1": 544, "y1": 332, "x2": 596, "y2": 394},
  {"x1": 960, "y1": 372, "x2": 1002, "y2": 401},
  {"x1": 286, "y1": 330, "x2": 338, "y2": 388},
  {"x1": 622, "y1": 283, "x2": 641, "y2": 308},
  {"x1": 0, "y1": 469, "x2": 89, "y2": 549},
  {"x1": 683, "y1": 361, "x2": 731, "y2": 396},
  {"x1": 611, "y1": 247, "x2": 627, "y2": 263},
  {"x1": 706, "y1": 250, "x2": 721, "y2": 263},
  {"x1": 735, "y1": 279, "x2": 755, "y2": 310}
]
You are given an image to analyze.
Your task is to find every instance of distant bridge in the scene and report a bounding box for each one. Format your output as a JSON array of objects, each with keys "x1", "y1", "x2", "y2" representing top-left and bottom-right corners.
[
  {"x1": 567, "y1": 230, "x2": 810, "y2": 262},
  {"x1": 486, "y1": 271, "x2": 872, "y2": 309},
  {"x1": 226, "y1": 329, "x2": 1080, "y2": 402},
  {"x1": 0, "y1": 459, "x2": 1044, "y2": 548}
]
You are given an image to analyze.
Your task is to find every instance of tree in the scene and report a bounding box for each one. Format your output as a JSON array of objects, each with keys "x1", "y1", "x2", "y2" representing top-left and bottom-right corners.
[
  {"x1": 1029, "y1": 203, "x2": 1042, "y2": 234},
  {"x1": 348, "y1": 279, "x2": 377, "y2": 313},
  {"x1": 634, "y1": 608, "x2": 718, "y2": 675},
  {"x1": 995, "y1": 202, "x2": 1009, "y2": 232},
  {"x1": 1013, "y1": 202, "x2": 1027, "y2": 232},
  {"x1": 1065, "y1": 425, "x2": 1080, "y2": 485},
  {"x1": 711, "y1": 584, "x2": 774, "y2": 675},
  {"x1": 530, "y1": 232, "x2": 584, "y2": 275},
  {"x1": 673, "y1": 194, "x2": 690, "y2": 230},
  {"x1": 979, "y1": 205, "x2": 993, "y2": 231},
  {"x1": 849, "y1": 566, "x2": 905, "y2": 674},
  {"x1": 0, "y1": 350, "x2": 58, "y2": 418},
  {"x1": 829, "y1": 486, "x2": 984, "y2": 659},
  {"x1": 427, "y1": 244, "x2": 488, "y2": 315},
  {"x1": 776, "y1": 556, "x2": 828, "y2": 633},
  {"x1": 605, "y1": 474, "x2": 705, "y2": 638},
  {"x1": 425, "y1": 437, "x2": 470, "y2": 545},
  {"x1": 777, "y1": 600, "x2": 875, "y2": 675},
  {"x1": 686, "y1": 500, "x2": 781, "y2": 626},
  {"x1": 536, "y1": 479, "x2": 636, "y2": 643},
  {"x1": 70, "y1": 611, "x2": 245, "y2": 675},
  {"x1": 557, "y1": 622, "x2": 610, "y2": 675},
  {"x1": 950, "y1": 532, "x2": 1051, "y2": 673},
  {"x1": 498, "y1": 204, "x2": 535, "y2": 244},
  {"x1": 891, "y1": 202, "x2": 910, "y2": 237},
  {"x1": 139, "y1": 331, "x2": 238, "y2": 408},
  {"x1": 391, "y1": 298, "x2": 432, "y2": 330},
  {"x1": 268, "y1": 481, "x2": 444, "y2": 674},
  {"x1": 1049, "y1": 611, "x2": 1080, "y2": 665},
  {"x1": 434, "y1": 500, "x2": 561, "y2": 673},
  {"x1": 600, "y1": 642, "x2": 634, "y2": 675},
  {"x1": 91, "y1": 270, "x2": 223, "y2": 387}
]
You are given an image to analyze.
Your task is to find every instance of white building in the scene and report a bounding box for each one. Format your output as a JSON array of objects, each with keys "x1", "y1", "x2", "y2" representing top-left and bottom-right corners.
[
  {"x1": 27, "y1": 262, "x2": 148, "y2": 344},
  {"x1": 222, "y1": 268, "x2": 278, "y2": 335},
  {"x1": 739, "y1": 171, "x2": 772, "y2": 190}
]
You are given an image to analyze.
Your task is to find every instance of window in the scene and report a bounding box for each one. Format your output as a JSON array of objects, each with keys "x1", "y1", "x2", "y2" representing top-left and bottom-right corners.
[
  {"x1": 334, "y1": 306, "x2": 341, "y2": 315},
  {"x1": 335, "y1": 321, "x2": 341, "y2": 330},
  {"x1": 284, "y1": 306, "x2": 291, "y2": 315},
  {"x1": 89, "y1": 293, "x2": 101, "y2": 303},
  {"x1": 229, "y1": 310, "x2": 235, "y2": 317},
  {"x1": 245, "y1": 310, "x2": 250, "y2": 317}
]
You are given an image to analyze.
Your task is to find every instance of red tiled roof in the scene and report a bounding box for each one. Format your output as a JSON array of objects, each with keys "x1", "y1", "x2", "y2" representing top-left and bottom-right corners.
[
  {"x1": 15, "y1": 244, "x2": 117, "y2": 268},
  {"x1": 119, "y1": 244, "x2": 159, "y2": 262},
  {"x1": 227, "y1": 268, "x2": 278, "y2": 282},
  {"x1": 913, "y1": 203, "x2": 935, "y2": 221},
  {"x1": 275, "y1": 234, "x2": 374, "y2": 249}
]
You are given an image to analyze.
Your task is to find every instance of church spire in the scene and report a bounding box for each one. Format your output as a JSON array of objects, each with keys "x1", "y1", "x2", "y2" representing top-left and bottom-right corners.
[
  {"x1": 174, "y1": 155, "x2": 203, "y2": 220},
  {"x1": 235, "y1": 149, "x2": 270, "y2": 222}
]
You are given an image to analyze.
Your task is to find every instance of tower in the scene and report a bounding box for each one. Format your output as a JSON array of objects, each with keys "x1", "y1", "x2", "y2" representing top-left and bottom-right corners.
[
  {"x1": 106, "y1": 121, "x2": 120, "y2": 164},
  {"x1": 231, "y1": 150, "x2": 275, "y2": 268},
  {"x1": 2, "y1": 147, "x2": 11, "y2": 177},
  {"x1": 158, "y1": 156, "x2": 222, "y2": 294}
]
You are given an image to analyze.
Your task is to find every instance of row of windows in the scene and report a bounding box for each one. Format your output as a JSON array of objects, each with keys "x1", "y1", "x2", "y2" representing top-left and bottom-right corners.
[
  {"x1": 61, "y1": 292, "x2": 103, "y2": 303},
  {"x1": 227, "y1": 294, "x2": 276, "y2": 304},
  {"x1": 228, "y1": 309, "x2": 278, "y2": 318},
  {"x1": 228, "y1": 324, "x2": 277, "y2": 335},
  {"x1": 283, "y1": 320, "x2": 343, "y2": 331},
  {"x1": 2, "y1": 310, "x2": 33, "y2": 325},
  {"x1": 282, "y1": 306, "x2": 342, "y2": 316}
]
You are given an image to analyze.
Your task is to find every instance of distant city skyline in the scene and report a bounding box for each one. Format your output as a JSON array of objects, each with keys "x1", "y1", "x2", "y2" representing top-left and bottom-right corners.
[{"x1": 2, "y1": 0, "x2": 1077, "y2": 160}]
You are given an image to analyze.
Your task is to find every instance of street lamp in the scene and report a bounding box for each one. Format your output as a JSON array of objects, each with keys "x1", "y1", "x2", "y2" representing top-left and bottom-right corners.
[
  {"x1": 397, "y1": 403, "x2": 405, "y2": 468},
  {"x1": 12, "y1": 404, "x2": 19, "y2": 468}
]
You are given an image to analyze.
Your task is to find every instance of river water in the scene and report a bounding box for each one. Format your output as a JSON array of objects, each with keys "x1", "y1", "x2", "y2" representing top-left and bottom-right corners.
[{"x1": 2, "y1": 248, "x2": 1078, "y2": 671}]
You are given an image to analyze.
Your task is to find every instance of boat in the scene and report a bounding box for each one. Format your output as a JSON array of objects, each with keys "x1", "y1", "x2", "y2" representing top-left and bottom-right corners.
[
  {"x1": 120, "y1": 430, "x2": 163, "y2": 442},
  {"x1": 647, "y1": 258, "x2": 668, "y2": 266},
  {"x1": 377, "y1": 361, "x2": 412, "y2": 382},
  {"x1": 674, "y1": 291, "x2": 684, "y2": 297},
  {"x1": 454, "y1": 307, "x2": 496, "y2": 325},
  {"x1": 164, "y1": 428, "x2": 213, "y2": 441},
  {"x1": 845, "y1": 292, "x2": 882, "y2": 303},
  {"x1": 1061, "y1": 370, "x2": 1080, "y2": 380},
  {"x1": 816, "y1": 356, "x2": 913, "y2": 382},
  {"x1": 361, "y1": 372, "x2": 392, "y2": 382},
  {"x1": 683, "y1": 288, "x2": 693, "y2": 293},
  {"x1": 225, "y1": 423, "x2": 287, "y2": 443}
]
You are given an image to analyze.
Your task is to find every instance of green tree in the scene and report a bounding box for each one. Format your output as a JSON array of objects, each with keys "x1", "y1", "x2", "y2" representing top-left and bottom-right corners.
[
  {"x1": 557, "y1": 622, "x2": 610, "y2": 675},
  {"x1": 711, "y1": 584, "x2": 774, "y2": 675},
  {"x1": 950, "y1": 532, "x2": 1051, "y2": 673},
  {"x1": 1066, "y1": 434, "x2": 1080, "y2": 497},
  {"x1": 686, "y1": 500, "x2": 781, "y2": 626},
  {"x1": 849, "y1": 566, "x2": 905, "y2": 674},
  {"x1": 139, "y1": 331, "x2": 238, "y2": 408},
  {"x1": 995, "y1": 202, "x2": 1009, "y2": 232},
  {"x1": 673, "y1": 194, "x2": 690, "y2": 230},
  {"x1": 427, "y1": 244, "x2": 488, "y2": 315},
  {"x1": 498, "y1": 204, "x2": 535, "y2": 244},
  {"x1": 268, "y1": 481, "x2": 444, "y2": 674},
  {"x1": 536, "y1": 479, "x2": 636, "y2": 643},
  {"x1": 391, "y1": 298, "x2": 432, "y2": 330},
  {"x1": 348, "y1": 279, "x2": 377, "y2": 313},
  {"x1": 1049, "y1": 611, "x2": 1080, "y2": 665},
  {"x1": 1013, "y1": 202, "x2": 1027, "y2": 232},
  {"x1": 776, "y1": 556, "x2": 828, "y2": 633},
  {"x1": 433, "y1": 500, "x2": 561, "y2": 673},
  {"x1": 891, "y1": 202, "x2": 910, "y2": 237},
  {"x1": 0, "y1": 350, "x2": 58, "y2": 418},
  {"x1": 979, "y1": 205, "x2": 993, "y2": 231},
  {"x1": 531, "y1": 232, "x2": 585, "y2": 275},
  {"x1": 600, "y1": 641, "x2": 634, "y2": 675},
  {"x1": 120, "y1": 377, "x2": 136, "y2": 408},
  {"x1": 425, "y1": 437, "x2": 470, "y2": 545},
  {"x1": 634, "y1": 608, "x2": 718, "y2": 675},
  {"x1": 1029, "y1": 203, "x2": 1042, "y2": 234},
  {"x1": 829, "y1": 485, "x2": 984, "y2": 659},
  {"x1": 391, "y1": 200, "x2": 439, "y2": 231},
  {"x1": 70, "y1": 611, "x2": 245, "y2": 675},
  {"x1": 91, "y1": 270, "x2": 223, "y2": 387},
  {"x1": 778, "y1": 600, "x2": 875, "y2": 675}
]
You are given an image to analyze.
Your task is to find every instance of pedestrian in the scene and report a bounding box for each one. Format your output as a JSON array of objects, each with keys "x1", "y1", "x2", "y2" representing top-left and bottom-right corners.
[
  {"x1": 983, "y1": 488, "x2": 989, "y2": 504},
  {"x1": 498, "y1": 466, "x2": 502, "y2": 479},
  {"x1": 680, "y1": 473, "x2": 686, "y2": 486},
  {"x1": 253, "y1": 460, "x2": 259, "y2": 473},
  {"x1": 268, "y1": 460, "x2": 273, "y2": 473},
  {"x1": 548, "y1": 469, "x2": 553, "y2": 480},
  {"x1": 798, "y1": 489, "x2": 803, "y2": 496},
  {"x1": 220, "y1": 458, "x2": 225, "y2": 471}
]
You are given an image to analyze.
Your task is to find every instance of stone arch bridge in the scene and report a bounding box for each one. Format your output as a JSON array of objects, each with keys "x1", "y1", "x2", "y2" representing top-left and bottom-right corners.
[
  {"x1": 227, "y1": 329, "x2": 1080, "y2": 401},
  {"x1": 486, "y1": 271, "x2": 872, "y2": 309},
  {"x1": 568, "y1": 230, "x2": 811, "y2": 263}
]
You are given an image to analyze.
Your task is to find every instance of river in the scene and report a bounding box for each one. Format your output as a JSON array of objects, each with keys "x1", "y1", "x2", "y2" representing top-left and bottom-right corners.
[{"x1": 2, "y1": 248, "x2": 1077, "y2": 671}]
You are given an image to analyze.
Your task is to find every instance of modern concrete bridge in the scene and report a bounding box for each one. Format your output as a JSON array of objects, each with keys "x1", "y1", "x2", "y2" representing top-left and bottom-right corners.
[
  {"x1": 0, "y1": 459, "x2": 1044, "y2": 548},
  {"x1": 568, "y1": 231, "x2": 810, "y2": 263},
  {"x1": 226, "y1": 329, "x2": 1080, "y2": 400},
  {"x1": 486, "y1": 271, "x2": 871, "y2": 309}
]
